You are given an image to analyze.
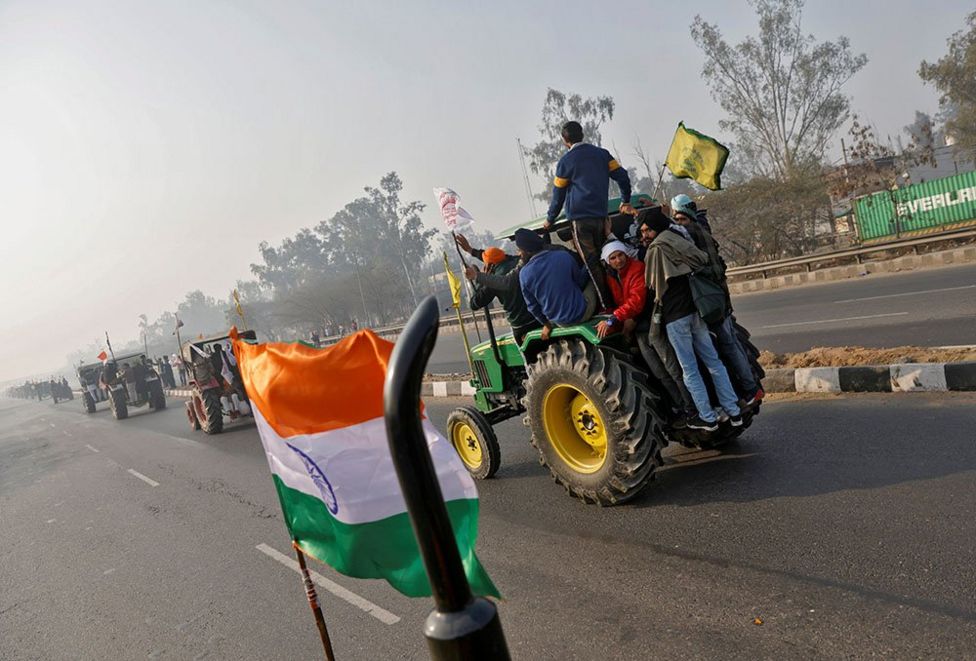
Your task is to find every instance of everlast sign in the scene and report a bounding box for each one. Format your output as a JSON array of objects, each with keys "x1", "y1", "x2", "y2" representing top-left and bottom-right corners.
[{"x1": 896, "y1": 185, "x2": 976, "y2": 216}]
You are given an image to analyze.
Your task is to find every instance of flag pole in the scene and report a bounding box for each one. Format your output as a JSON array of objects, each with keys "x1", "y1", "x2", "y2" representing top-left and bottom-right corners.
[
  {"x1": 652, "y1": 162, "x2": 668, "y2": 203},
  {"x1": 233, "y1": 290, "x2": 249, "y2": 332},
  {"x1": 443, "y1": 252, "x2": 476, "y2": 376},
  {"x1": 105, "y1": 332, "x2": 117, "y2": 362},
  {"x1": 293, "y1": 541, "x2": 337, "y2": 661},
  {"x1": 450, "y1": 231, "x2": 483, "y2": 343}
]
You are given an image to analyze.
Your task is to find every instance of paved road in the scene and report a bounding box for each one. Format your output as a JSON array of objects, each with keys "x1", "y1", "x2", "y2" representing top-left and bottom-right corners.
[
  {"x1": 3, "y1": 392, "x2": 976, "y2": 659},
  {"x1": 426, "y1": 263, "x2": 976, "y2": 373}
]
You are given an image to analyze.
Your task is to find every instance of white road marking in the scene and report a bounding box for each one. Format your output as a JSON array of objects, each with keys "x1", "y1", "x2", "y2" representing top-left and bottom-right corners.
[
  {"x1": 759, "y1": 312, "x2": 908, "y2": 330},
  {"x1": 255, "y1": 543, "x2": 400, "y2": 625},
  {"x1": 85, "y1": 444, "x2": 100, "y2": 453},
  {"x1": 46, "y1": 519, "x2": 56, "y2": 524},
  {"x1": 63, "y1": 430, "x2": 70, "y2": 436},
  {"x1": 49, "y1": 423, "x2": 56, "y2": 428},
  {"x1": 127, "y1": 469, "x2": 160, "y2": 487},
  {"x1": 834, "y1": 284, "x2": 976, "y2": 304}
]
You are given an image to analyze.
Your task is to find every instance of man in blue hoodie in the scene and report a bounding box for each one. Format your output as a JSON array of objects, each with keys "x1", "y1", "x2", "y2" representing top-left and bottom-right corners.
[
  {"x1": 543, "y1": 120, "x2": 635, "y2": 310},
  {"x1": 515, "y1": 228, "x2": 597, "y2": 341}
]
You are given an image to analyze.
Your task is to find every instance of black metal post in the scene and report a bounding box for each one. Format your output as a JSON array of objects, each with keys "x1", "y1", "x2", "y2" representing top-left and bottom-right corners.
[
  {"x1": 482, "y1": 306, "x2": 503, "y2": 368},
  {"x1": 383, "y1": 295, "x2": 509, "y2": 661}
]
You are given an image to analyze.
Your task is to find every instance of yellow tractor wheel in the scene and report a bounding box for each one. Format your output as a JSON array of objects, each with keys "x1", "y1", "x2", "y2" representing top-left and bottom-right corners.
[
  {"x1": 524, "y1": 338, "x2": 664, "y2": 505},
  {"x1": 447, "y1": 405, "x2": 501, "y2": 480}
]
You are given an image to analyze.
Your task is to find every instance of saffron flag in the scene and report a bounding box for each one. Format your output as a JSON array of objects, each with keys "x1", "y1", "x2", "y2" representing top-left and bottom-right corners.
[
  {"x1": 231, "y1": 329, "x2": 499, "y2": 599},
  {"x1": 433, "y1": 187, "x2": 476, "y2": 231},
  {"x1": 97, "y1": 350, "x2": 108, "y2": 363},
  {"x1": 443, "y1": 253, "x2": 462, "y2": 309},
  {"x1": 664, "y1": 122, "x2": 730, "y2": 191}
]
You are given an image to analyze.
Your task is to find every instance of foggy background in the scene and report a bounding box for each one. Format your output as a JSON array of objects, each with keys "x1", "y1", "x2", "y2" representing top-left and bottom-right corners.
[{"x1": 0, "y1": 0, "x2": 968, "y2": 383}]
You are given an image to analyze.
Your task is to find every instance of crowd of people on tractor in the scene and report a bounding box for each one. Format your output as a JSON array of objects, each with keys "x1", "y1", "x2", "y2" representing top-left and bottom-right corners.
[{"x1": 457, "y1": 120, "x2": 763, "y2": 433}]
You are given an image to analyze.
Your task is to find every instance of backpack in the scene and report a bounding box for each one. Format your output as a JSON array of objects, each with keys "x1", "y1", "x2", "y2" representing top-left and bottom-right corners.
[{"x1": 688, "y1": 269, "x2": 727, "y2": 325}]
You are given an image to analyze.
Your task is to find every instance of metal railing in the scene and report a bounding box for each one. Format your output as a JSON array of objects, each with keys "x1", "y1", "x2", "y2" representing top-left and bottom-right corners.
[
  {"x1": 725, "y1": 226, "x2": 976, "y2": 281},
  {"x1": 317, "y1": 226, "x2": 976, "y2": 344}
]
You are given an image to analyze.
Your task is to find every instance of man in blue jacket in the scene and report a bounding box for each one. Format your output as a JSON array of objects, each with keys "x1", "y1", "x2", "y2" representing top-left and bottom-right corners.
[
  {"x1": 514, "y1": 228, "x2": 597, "y2": 341},
  {"x1": 543, "y1": 120, "x2": 636, "y2": 311}
]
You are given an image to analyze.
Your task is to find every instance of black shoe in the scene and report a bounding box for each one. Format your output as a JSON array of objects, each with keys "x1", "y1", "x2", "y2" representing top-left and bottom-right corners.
[
  {"x1": 740, "y1": 388, "x2": 765, "y2": 409},
  {"x1": 729, "y1": 414, "x2": 743, "y2": 427},
  {"x1": 686, "y1": 415, "x2": 719, "y2": 432}
]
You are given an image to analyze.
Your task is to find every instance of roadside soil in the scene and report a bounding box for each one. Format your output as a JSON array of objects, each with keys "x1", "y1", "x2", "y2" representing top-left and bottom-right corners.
[{"x1": 759, "y1": 345, "x2": 976, "y2": 369}]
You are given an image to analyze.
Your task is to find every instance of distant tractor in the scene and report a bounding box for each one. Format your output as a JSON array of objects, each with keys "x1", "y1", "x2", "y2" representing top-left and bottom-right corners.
[
  {"x1": 181, "y1": 330, "x2": 256, "y2": 434},
  {"x1": 445, "y1": 198, "x2": 765, "y2": 505},
  {"x1": 102, "y1": 353, "x2": 167, "y2": 420}
]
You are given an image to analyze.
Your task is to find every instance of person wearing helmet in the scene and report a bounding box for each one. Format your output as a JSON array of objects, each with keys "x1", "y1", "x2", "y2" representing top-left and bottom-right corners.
[{"x1": 670, "y1": 193, "x2": 712, "y2": 232}]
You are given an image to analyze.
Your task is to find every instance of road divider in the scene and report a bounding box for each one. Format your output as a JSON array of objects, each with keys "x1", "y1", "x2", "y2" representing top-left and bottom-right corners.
[
  {"x1": 765, "y1": 361, "x2": 976, "y2": 393},
  {"x1": 255, "y1": 543, "x2": 400, "y2": 625},
  {"x1": 168, "y1": 360, "x2": 975, "y2": 399}
]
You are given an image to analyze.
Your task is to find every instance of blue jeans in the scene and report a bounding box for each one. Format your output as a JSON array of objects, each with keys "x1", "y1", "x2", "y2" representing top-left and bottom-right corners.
[
  {"x1": 710, "y1": 315, "x2": 758, "y2": 395},
  {"x1": 666, "y1": 313, "x2": 741, "y2": 422}
]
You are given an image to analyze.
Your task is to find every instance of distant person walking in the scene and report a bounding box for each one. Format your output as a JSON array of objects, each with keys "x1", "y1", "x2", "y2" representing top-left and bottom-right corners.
[
  {"x1": 543, "y1": 120, "x2": 636, "y2": 310},
  {"x1": 171, "y1": 354, "x2": 186, "y2": 386}
]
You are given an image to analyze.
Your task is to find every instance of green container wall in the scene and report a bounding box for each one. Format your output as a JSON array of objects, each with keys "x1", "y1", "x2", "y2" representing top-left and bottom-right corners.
[{"x1": 853, "y1": 170, "x2": 976, "y2": 241}]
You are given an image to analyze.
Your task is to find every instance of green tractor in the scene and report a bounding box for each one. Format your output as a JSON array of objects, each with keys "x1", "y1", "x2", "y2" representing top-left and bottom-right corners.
[{"x1": 446, "y1": 197, "x2": 764, "y2": 506}]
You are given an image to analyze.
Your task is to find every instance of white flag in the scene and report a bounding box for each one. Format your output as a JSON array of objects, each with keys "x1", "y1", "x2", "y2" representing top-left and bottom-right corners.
[{"x1": 433, "y1": 187, "x2": 475, "y2": 231}]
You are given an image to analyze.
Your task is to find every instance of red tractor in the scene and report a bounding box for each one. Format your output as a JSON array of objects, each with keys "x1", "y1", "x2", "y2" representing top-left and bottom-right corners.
[{"x1": 181, "y1": 330, "x2": 257, "y2": 434}]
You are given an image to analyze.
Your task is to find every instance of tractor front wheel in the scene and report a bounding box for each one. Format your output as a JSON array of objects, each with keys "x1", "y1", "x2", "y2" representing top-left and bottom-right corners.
[{"x1": 447, "y1": 406, "x2": 501, "y2": 480}]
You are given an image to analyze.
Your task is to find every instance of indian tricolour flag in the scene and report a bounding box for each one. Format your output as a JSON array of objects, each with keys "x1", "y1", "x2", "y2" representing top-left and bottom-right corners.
[{"x1": 231, "y1": 329, "x2": 499, "y2": 598}]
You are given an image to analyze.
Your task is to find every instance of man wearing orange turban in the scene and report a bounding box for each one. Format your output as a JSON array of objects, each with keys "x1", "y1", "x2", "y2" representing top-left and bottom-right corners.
[{"x1": 455, "y1": 234, "x2": 540, "y2": 343}]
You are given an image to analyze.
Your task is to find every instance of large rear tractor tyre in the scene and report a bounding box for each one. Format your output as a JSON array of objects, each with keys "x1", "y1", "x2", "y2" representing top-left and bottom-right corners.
[
  {"x1": 523, "y1": 339, "x2": 665, "y2": 506},
  {"x1": 83, "y1": 392, "x2": 96, "y2": 414},
  {"x1": 149, "y1": 380, "x2": 166, "y2": 411},
  {"x1": 197, "y1": 388, "x2": 224, "y2": 435},
  {"x1": 447, "y1": 406, "x2": 501, "y2": 480},
  {"x1": 109, "y1": 388, "x2": 128, "y2": 420}
]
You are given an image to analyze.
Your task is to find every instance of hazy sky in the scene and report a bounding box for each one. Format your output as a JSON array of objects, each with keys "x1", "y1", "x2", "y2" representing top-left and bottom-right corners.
[{"x1": 1, "y1": 0, "x2": 970, "y2": 382}]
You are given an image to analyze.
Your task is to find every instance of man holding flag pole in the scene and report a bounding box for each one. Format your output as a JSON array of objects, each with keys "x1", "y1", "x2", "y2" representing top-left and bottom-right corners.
[{"x1": 433, "y1": 187, "x2": 483, "y2": 342}]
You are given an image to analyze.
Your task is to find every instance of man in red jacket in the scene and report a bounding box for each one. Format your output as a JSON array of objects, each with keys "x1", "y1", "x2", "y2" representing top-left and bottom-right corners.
[
  {"x1": 600, "y1": 239, "x2": 695, "y2": 425},
  {"x1": 595, "y1": 240, "x2": 645, "y2": 339}
]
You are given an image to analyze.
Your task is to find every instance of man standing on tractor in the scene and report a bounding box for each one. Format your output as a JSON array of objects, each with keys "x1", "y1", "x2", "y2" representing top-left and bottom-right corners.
[
  {"x1": 515, "y1": 228, "x2": 597, "y2": 341},
  {"x1": 455, "y1": 234, "x2": 540, "y2": 344},
  {"x1": 643, "y1": 212, "x2": 742, "y2": 432},
  {"x1": 542, "y1": 120, "x2": 636, "y2": 311}
]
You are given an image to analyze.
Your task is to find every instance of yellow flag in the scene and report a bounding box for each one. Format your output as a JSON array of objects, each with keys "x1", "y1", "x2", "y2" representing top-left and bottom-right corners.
[
  {"x1": 664, "y1": 122, "x2": 730, "y2": 191},
  {"x1": 443, "y1": 252, "x2": 462, "y2": 309}
]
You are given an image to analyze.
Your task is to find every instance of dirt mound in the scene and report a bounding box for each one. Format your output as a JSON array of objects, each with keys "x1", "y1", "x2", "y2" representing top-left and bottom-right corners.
[{"x1": 759, "y1": 346, "x2": 976, "y2": 369}]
